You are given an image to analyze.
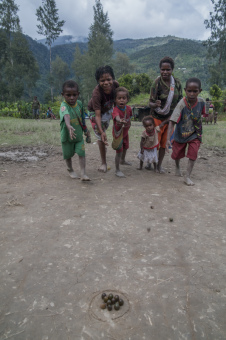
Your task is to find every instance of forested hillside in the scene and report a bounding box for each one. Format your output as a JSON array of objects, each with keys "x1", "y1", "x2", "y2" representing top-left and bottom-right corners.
[{"x1": 25, "y1": 34, "x2": 209, "y2": 100}]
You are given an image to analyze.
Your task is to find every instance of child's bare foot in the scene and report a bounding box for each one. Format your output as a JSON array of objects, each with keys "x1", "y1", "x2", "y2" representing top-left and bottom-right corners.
[
  {"x1": 145, "y1": 164, "x2": 152, "y2": 170},
  {"x1": 156, "y1": 166, "x2": 165, "y2": 174},
  {"x1": 115, "y1": 170, "x2": 126, "y2": 177},
  {"x1": 120, "y1": 160, "x2": 132, "y2": 165},
  {"x1": 184, "y1": 176, "x2": 194, "y2": 186},
  {"x1": 98, "y1": 164, "x2": 107, "y2": 173},
  {"x1": 175, "y1": 168, "x2": 183, "y2": 177},
  {"x1": 81, "y1": 175, "x2": 91, "y2": 181},
  {"x1": 67, "y1": 169, "x2": 80, "y2": 179}
]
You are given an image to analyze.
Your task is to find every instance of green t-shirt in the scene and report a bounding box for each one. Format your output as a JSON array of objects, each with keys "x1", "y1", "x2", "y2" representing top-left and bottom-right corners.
[{"x1": 60, "y1": 100, "x2": 85, "y2": 143}]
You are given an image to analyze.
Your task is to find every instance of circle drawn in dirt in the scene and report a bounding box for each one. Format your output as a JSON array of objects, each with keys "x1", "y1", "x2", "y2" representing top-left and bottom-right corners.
[{"x1": 89, "y1": 290, "x2": 130, "y2": 322}]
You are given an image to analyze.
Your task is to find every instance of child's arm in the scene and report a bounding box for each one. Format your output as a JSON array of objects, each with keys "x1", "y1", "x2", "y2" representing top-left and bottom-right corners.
[
  {"x1": 149, "y1": 100, "x2": 161, "y2": 109},
  {"x1": 64, "y1": 114, "x2": 76, "y2": 140},
  {"x1": 159, "y1": 117, "x2": 170, "y2": 127},
  {"x1": 166, "y1": 121, "x2": 175, "y2": 153},
  {"x1": 140, "y1": 137, "x2": 145, "y2": 153}
]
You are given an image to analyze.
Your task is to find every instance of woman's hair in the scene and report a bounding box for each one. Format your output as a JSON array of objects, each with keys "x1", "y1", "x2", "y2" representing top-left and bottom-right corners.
[
  {"x1": 142, "y1": 115, "x2": 155, "y2": 127},
  {"x1": 159, "y1": 56, "x2": 174, "y2": 70},
  {"x1": 95, "y1": 65, "x2": 115, "y2": 82},
  {"x1": 62, "y1": 80, "x2": 79, "y2": 93},
  {"x1": 114, "y1": 87, "x2": 129, "y2": 100},
  {"x1": 185, "y1": 77, "x2": 202, "y2": 89}
]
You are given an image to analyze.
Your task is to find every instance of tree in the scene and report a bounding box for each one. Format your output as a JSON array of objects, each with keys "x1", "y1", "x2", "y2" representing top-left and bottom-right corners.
[
  {"x1": 204, "y1": 0, "x2": 226, "y2": 86},
  {"x1": 71, "y1": 0, "x2": 114, "y2": 104},
  {"x1": 118, "y1": 73, "x2": 152, "y2": 97},
  {"x1": 51, "y1": 55, "x2": 70, "y2": 95},
  {"x1": 210, "y1": 84, "x2": 223, "y2": 110},
  {"x1": 36, "y1": 0, "x2": 65, "y2": 100},
  {"x1": 88, "y1": 0, "x2": 113, "y2": 59},
  {"x1": 0, "y1": 0, "x2": 39, "y2": 101},
  {"x1": 0, "y1": 0, "x2": 20, "y2": 38},
  {"x1": 113, "y1": 52, "x2": 135, "y2": 78}
]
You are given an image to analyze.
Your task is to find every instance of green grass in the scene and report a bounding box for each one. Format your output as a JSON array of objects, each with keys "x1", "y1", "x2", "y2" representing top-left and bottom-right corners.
[
  {"x1": 0, "y1": 117, "x2": 226, "y2": 150},
  {"x1": 128, "y1": 93, "x2": 150, "y2": 106},
  {"x1": 0, "y1": 117, "x2": 61, "y2": 147},
  {"x1": 202, "y1": 122, "x2": 226, "y2": 149}
]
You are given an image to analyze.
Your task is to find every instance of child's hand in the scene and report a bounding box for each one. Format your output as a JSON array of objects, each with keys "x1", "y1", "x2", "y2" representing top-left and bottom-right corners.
[
  {"x1": 141, "y1": 148, "x2": 144, "y2": 154},
  {"x1": 156, "y1": 126, "x2": 160, "y2": 132},
  {"x1": 101, "y1": 132, "x2": 108, "y2": 145},
  {"x1": 165, "y1": 140, "x2": 171, "y2": 153},
  {"x1": 85, "y1": 130, "x2": 91, "y2": 143},
  {"x1": 68, "y1": 126, "x2": 76, "y2": 140},
  {"x1": 155, "y1": 100, "x2": 161, "y2": 107},
  {"x1": 116, "y1": 118, "x2": 125, "y2": 126}
]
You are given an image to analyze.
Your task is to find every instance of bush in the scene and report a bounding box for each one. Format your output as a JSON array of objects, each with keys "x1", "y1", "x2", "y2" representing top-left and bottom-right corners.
[{"x1": 118, "y1": 73, "x2": 153, "y2": 97}]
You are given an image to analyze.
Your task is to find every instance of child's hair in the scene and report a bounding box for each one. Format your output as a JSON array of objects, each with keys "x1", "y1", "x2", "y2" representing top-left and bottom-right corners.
[
  {"x1": 95, "y1": 65, "x2": 115, "y2": 82},
  {"x1": 206, "y1": 98, "x2": 209, "y2": 101},
  {"x1": 62, "y1": 80, "x2": 79, "y2": 93},
  {"x1": 159, "y1": 56, "x2": 174, "y2": 70},
  {"x1": 185, "y1": 77, "x2": 202, "y2": 89},
  {"x1": 114, "y1": 87, "x2": 129, "y2": 100},
  {"x1": 142, "y1": 115, "x2": 155, "y2": 127}
]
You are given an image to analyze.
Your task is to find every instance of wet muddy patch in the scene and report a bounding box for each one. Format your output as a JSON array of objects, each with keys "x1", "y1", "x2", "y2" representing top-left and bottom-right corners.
[{"x1": 0, "y1": 146, "x2": 49, "y2": 162}]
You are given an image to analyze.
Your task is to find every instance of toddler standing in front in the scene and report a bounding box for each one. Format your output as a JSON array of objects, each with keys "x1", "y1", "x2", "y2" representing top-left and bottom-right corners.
[{"x1": 137, "y1": 116, "x2": 159, "y2": 171}]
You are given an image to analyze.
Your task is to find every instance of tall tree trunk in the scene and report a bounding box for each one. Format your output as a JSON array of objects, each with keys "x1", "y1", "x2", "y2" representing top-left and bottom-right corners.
[{"x1": 49, "y1": 45, "x2": 53, "y2": 102}]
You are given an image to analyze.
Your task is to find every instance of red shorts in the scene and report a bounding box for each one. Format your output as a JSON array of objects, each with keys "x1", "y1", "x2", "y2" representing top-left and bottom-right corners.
[
  {"x1": 171, "y1": 138, "x2": 201, "y2": 161},
  {"x1": 116, "y1": 133, "x2": 129, "y2": 153}
]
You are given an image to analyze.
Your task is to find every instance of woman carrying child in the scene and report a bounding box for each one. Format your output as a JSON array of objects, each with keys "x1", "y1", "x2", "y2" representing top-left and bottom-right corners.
[
  {"x1": 149, "y1": 56, "x2": 182, "y2": 173},
  {"x1": 88, "y1": 65, "x2": 119, "y2": 173},
  {"x1": 112, "y1": 87, "x2": 132, "y2": 177},
  {"x1": 137, "y1": 116, "x2": 159, "y2": 171}
]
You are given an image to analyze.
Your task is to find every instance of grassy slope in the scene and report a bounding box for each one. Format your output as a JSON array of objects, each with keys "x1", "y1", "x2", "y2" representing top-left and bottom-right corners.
[{"x1": 0, "y1": 117, "x2": 225, "y2": 149}]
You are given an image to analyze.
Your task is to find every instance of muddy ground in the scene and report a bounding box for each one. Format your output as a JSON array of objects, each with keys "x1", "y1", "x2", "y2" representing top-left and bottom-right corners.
[{"x1": 0, "y1": 137, "x2": 226, "y2": 340}]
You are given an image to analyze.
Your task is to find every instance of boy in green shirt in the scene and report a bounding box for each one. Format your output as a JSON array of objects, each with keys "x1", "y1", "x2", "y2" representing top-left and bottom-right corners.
[{"x1": 60, "y1": 80, "x2": 91, "y2": 180}]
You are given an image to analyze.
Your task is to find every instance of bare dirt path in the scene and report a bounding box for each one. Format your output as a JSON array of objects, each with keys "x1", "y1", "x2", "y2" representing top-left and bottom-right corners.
[{"x1": 0, "y1": 142, "x2": 226, "y2": 340}]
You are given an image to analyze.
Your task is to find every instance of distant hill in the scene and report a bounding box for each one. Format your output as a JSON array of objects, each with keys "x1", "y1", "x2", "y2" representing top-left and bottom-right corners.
[
  {"x1": 38, "y1": 35, "x2": 88, "y2": 47},
  {"x1": 25, "y1": 34, "x2": 209, "y2": 100}
]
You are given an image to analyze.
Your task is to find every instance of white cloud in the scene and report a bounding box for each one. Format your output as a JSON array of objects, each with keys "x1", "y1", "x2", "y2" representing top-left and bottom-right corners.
[{"x1": 16, "y1": 0, "x2": 213, "y2": 41}]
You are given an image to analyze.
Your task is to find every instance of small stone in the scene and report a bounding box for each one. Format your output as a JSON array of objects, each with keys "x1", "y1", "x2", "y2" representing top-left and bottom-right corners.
[
  {"x1": 119, "y1": 299, "x2": 124, "y2": 306},
  {"x1": 150, "y1": 206, "x2": 154, "y2": 209},
  {"x1": 107, "y1": 304, "x2": 112, "y2": 311},
  {"x1": 147, "y1": 227, "x2": 151, "y2": 232},
  {"x1": 169, "y1": 218, "x2": 173, "y2": 222},
  {"x1": 100, "y1": 303, "x2": 106, "y2": 309}
]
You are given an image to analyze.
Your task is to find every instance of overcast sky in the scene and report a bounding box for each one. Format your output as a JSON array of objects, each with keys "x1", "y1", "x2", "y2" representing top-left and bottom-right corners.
[{"x1": 16, "y1": 0, "x2": 213, "y2": 41}]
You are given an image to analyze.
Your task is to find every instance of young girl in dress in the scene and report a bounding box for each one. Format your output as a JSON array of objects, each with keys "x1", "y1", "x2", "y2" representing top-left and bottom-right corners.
[
  {"x1": 112, "y1": 87, "x2": 132, "y2": 178},
  {"x1": 137, "y1": 116, "x2": 159, "y2": 171}
]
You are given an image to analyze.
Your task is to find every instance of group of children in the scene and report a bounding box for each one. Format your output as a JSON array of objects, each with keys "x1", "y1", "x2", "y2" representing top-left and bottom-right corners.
[{"x1": 60, "y1": 65, "x2": 205, "y2": 186}]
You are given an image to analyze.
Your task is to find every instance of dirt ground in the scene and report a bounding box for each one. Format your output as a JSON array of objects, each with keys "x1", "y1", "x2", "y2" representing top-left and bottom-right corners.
[{"x1": 0, "y1": 137, "x2": 226, "y2": 340}]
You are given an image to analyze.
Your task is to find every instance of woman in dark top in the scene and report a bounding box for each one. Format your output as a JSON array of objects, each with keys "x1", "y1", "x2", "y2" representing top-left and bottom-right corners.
[{"x1": 88, "y1": 66, "x2": 119, "y2": 173}]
